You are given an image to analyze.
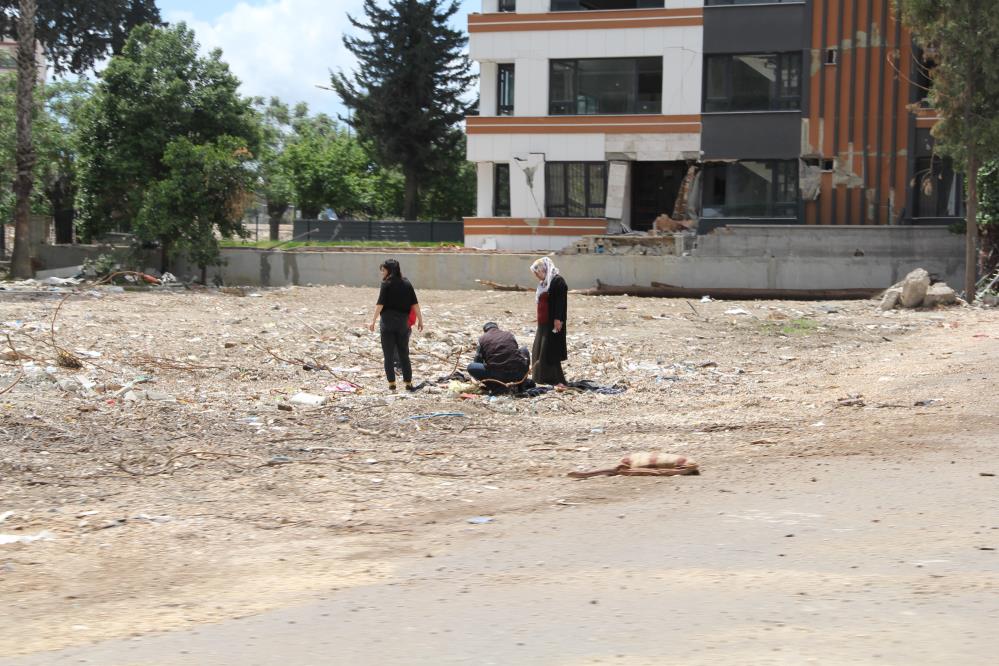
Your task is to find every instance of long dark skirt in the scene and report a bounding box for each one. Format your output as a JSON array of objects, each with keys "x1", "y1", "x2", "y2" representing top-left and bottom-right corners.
[{"x1": 531, "y1": 325, "x2": 566, "y2": 386}]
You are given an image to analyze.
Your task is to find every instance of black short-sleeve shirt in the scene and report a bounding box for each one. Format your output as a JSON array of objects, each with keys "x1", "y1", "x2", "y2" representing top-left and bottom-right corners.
[{"x1": 376, "y1": 278, "x2": 418, "y2": 314}]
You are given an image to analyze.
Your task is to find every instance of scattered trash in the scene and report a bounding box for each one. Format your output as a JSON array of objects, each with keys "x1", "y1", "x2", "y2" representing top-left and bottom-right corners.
[
  {"x1": 914, "y1": 399, "x2": 942, "y2": 407},
  {"x1": 467, "y1": 516, "x2": 494, "y2": 524},
  {"x1": 837, "y1": 395, "x2": 865, "y2": 407},
  {"x1": 289, "y1": 392, "x2": 327, "y2": 407},
  {"x1": 700, "y1": 295, "x2": 713, "y2": 302},
  {"x1": 0, "y1": 531, "x2": 54, "y2": 545},
  {"x1": 405, "y1": 412, "x2": 467, "y2": 421},
  {"x1": 0, "y1": 511, "x2": 13, "y2": 525},
  {"x1": 724, "y1": 308, "x2": 751, "y2": 316},
  {"x1": 133, "y1": 514, "x2": 173, "y2": 523},
  {"x1": 324, "y1": 381, "x2": 360, "y2": 393},
  {"x1": 979, "y1": 472, "x2": 995, "y2": 477}
]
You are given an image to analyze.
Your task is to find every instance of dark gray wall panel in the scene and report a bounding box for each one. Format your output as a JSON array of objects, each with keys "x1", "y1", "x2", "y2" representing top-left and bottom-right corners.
[
  {"x1": 701, "y1": 112, "x2": 802, "y2": 159},
  {"x1": 704, "y1": 4, "x2": 809, "y2": 54}
]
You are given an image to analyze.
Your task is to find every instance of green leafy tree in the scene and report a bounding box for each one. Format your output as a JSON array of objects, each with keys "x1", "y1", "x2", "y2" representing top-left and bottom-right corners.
[
  {"x1": 75, "y1": 23, "x2": 259, "y2": 271},
  {"x1": 251, "y1": 97, "x2": 296, "y2": 241},
  {"x1": 1, "y1": 0, "x2": 160, "y2": 278},
  {"x1": 420, "y1": 134, "x2": 475, "y2": 221},
  {"x1": 897, "y1": 0, "x2": 999, "y2": 300},
  {"x1": 331, "y1": 0, "x2": 473, "y2": 221},
  {"x1": 139, "y1": 136, "x2": 255, "y2": 274},
  {"x1": 977, "y1": 160, "x2": 999, "y2": 278},
  {"x1": 0, "y1": 75, "x2": 90, "y2": 243},
  {"x1": 280, "y1": 108, "x2": 403, "y2": 220}
]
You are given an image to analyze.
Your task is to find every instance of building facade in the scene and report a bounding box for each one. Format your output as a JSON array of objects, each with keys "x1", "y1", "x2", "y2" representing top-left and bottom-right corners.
[{"x1": 464, "y1": 0, "x2": 959, "y2": 250}]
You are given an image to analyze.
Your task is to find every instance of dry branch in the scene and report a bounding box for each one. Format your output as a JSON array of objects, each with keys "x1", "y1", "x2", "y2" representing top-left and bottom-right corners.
[
  {"x1": 476, "y1": 279, "x2": 530, "y2": 292},
  {"x1": 0, "y1": 335, "x2": 25, "y2": 396}
]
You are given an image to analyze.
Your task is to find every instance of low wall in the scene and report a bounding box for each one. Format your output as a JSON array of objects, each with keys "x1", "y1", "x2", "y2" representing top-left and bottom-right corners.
[
  {"x1": 33, "y1": 224, "x2": 966, "y2": 292},
  {"x1": 292, "y1": 219, "x2": 463, "y2": 243}
]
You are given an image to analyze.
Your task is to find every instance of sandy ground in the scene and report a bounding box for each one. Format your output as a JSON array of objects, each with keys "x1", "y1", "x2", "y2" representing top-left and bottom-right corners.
[{"x1": 0, "y1": 284, "x2": 996, "y2": 661}]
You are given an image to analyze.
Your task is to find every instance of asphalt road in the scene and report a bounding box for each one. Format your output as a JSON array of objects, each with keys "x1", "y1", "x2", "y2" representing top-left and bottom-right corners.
[{"x1": 5, "y1": 437, "x2": 998, "y2": 666}]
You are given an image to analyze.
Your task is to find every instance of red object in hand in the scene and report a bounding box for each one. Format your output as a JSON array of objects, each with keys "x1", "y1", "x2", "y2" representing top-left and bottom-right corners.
[{"x1": 408, "y1": 306, "x2": 417, "y2": 328}]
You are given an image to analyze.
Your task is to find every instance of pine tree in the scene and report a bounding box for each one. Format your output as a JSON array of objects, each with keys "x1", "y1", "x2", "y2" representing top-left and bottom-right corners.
[
  {"x1": 331, "y1": 0, "x2": 473, "y2": 221},
  {"x1": 0, "y1": 0, "x2": 161, "y2": 278},
  {"x1": 896, "y1": 0, "x2": 999, "y2": 301}
]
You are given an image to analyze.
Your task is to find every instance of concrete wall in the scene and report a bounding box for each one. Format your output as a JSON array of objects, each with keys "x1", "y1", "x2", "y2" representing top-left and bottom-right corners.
[
  {"x1": 35, "y1": 225, "x2": 965, "y2": 292},
  {"x1": 188, "y1": 225, "x2": 964, "y2": 291}
]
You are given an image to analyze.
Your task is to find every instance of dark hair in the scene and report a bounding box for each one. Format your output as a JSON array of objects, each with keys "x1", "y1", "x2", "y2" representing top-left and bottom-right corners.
[
  {"x1": 483, "y1": 322, "x2": 498, "y2": 332},
  {"x1": 380, "y1": 259, "x2": 402, "y2": 282}
]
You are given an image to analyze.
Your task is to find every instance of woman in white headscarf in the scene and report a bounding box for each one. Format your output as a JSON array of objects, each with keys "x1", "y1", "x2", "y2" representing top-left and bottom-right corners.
[{"x1": 529, "y1": 256, "x2": 568, "y2": 385}]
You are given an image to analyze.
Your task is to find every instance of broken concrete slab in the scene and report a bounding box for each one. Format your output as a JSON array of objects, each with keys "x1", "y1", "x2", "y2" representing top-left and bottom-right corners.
[
  {"x1": 879, "y1": 287, "x2": 902, "y2": 311},
  {"x1": 899, "y1": 269, "x2": 931, "y2": 308},
  {"x1": 922, "y1": 282, "x2": 958, "y2": 308}
]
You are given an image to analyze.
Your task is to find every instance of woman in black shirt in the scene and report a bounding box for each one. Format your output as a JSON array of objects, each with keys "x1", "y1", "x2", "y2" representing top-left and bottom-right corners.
[{"x1": 369, "y1": 259, "x2": 423, "y2": 391}]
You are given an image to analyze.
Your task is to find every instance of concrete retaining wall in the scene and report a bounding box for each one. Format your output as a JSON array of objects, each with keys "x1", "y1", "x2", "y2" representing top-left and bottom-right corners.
[{"x1": 34, "y1": 224, "x2": 966, "y2": 292}]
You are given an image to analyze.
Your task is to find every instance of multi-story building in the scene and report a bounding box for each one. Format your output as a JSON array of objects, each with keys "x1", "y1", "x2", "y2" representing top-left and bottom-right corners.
[{"x1": 464, "y1": 0, "x2": 960, "y2": 251}]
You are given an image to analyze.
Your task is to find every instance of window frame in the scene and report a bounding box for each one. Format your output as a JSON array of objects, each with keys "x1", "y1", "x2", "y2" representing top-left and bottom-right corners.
[
  {"x1": 703, "y1": 52, "x2": 803, "y2": 113},
  {"x1": 493, "y1": 163, "x2": 511, "y2": 217},
  {"x1": 497, "y1": 63, "x2": 515, "y2": 116},
  {"x1": 549, "y1": 57, "x2": 662, "y2": 116},
  {"x1": 551, "y1": 0, "x2": 663, "y2": 10},
  {"x1": 544, "y1": 162, "x2": 608, "y2": 218},
  {"x1": 700, "y1": 160, "x2": 800, "y2": 219}
]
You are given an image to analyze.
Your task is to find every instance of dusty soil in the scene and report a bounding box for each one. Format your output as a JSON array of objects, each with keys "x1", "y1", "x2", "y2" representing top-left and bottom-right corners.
[{"x1": 0, "y1": 284, "x2": 996, "y2": 657}]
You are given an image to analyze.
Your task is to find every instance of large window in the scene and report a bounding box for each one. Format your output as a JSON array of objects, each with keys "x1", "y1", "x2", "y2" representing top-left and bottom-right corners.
[
  {"x1": 701, "y1": 160, "x2": 798, "y2": 218},
  {"x1": 494, "y1": 164, "x2": 511, "y2": 217},
  {"x1": 545, "y1": 162, "x2": 607, "y2": 218},
  {"x1": 704, "y1": 53, "x2": 801, "y2": 112},
  {"x1": 550, "y1": 57, "x2": 662, "y2": 115},
  {"x1": 497, "y1": 64, "x2": 514, "y2": 116},
  {"x1": 498, "y1": 0, "x2": 516, "y2": 11},
  {"x1": 552, "y1": 1, "x2": 663, "y2": 10}
]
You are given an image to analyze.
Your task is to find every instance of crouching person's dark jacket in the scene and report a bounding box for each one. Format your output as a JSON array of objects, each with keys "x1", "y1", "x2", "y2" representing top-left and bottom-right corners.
[{"x1": 474, "y1": 328, "x2": 529, "y2": 379}]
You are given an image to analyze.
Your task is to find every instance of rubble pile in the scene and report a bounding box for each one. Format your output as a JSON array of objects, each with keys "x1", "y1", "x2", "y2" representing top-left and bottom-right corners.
[
  {"x1": 879, "y1": 268, "x2": 959, "y2": 310},
  {"x1": 0, "y1": 284, "x2": 992, "y2": 652}
]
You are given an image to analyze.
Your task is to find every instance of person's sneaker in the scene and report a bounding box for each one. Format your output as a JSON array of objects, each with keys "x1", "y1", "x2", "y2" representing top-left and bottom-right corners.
[
  {"x1": 404, "y1": 382, "x2": 415, "y2": 391},
  {"x1": 388, "y1": 382, "x2": 397, "y2": 392}
]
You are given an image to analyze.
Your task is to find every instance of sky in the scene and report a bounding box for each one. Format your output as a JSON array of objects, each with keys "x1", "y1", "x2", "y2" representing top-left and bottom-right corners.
[{"x1": 155, "y1": 0, "x2": 478, "y2": 119}]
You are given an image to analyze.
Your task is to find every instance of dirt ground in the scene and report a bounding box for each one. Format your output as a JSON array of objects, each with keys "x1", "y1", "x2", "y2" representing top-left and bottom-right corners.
[{"x1": 0, "y1": 284, "x2": 996, "y2": 658}]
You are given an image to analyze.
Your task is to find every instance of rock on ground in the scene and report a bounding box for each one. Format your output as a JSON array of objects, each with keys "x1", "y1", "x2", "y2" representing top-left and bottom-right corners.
[
  {"x1": 923, "y1": 282, "x2": 958, "y2": 307},
  {"x1": 900, "y1": 268, "x2": 931, "y2": 308}
]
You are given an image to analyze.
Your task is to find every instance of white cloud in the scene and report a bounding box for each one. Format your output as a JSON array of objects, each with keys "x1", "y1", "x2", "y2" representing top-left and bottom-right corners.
[{"x1": 165, "y1": 0, "x2": 369, "y2": 118}]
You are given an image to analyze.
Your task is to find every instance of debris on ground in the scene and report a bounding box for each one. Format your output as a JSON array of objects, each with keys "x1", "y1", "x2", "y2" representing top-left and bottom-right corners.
[
  {"x1": 880, "y1": 268, "x2": 959, "y2": 310},
  {"x1": 0, "y1": 284, "x2": 994, "y2": 654}
]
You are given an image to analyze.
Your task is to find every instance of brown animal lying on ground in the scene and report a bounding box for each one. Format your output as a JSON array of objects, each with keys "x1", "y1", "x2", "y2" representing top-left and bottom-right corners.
[
  {"x1": 652, "y1": 214, "x2": 694, "y2": 234},
  {"x1": 567, "y1": 452, "x2": 699, "y2": 479}
]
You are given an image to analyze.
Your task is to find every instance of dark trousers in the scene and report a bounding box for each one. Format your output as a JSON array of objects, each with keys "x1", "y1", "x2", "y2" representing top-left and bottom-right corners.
[
  {"x1": 380, "y1": 311, "x2": 412, "y2": 383},
  {"x1": 467, "y1": 362, "x2": 523, "y2": 383}
]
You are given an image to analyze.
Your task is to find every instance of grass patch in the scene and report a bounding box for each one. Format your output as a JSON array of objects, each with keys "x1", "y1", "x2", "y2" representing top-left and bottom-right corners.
[
  {"x1": 762, "y1": 317, "x2": 819, "y2": 336},
  {"x1": 221, "y1": 240, "x2": 462, "y2": 249}
]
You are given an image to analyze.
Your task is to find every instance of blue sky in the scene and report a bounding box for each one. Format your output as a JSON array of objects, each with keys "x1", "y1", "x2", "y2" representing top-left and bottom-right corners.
[{"x1": 154, "y1": 0, "x2": 477, "y2": 118}]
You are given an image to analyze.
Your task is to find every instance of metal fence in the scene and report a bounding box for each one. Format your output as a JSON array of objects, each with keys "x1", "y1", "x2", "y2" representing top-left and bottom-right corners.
[{"x1": 291, "y1": 219, "x2": 464, "y2": 244}]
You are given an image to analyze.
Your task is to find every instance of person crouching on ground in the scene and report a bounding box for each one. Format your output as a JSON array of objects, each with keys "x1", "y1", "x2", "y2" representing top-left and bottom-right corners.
[
  {"x1": 530, "y1": 256, "x2": 568, "y2": 385},
  {"x1": 369, "y1": 259, "x2": 423, "y2": 391},
  {"x1": 467, "y1": 322, "x2": 530, "y2": 391}
]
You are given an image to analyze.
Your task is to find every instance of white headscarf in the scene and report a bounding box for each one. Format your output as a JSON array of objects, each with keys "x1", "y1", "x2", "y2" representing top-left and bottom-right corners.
[{"x1": 530, "y1": 256, "x2": 560, "y2": 303}]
